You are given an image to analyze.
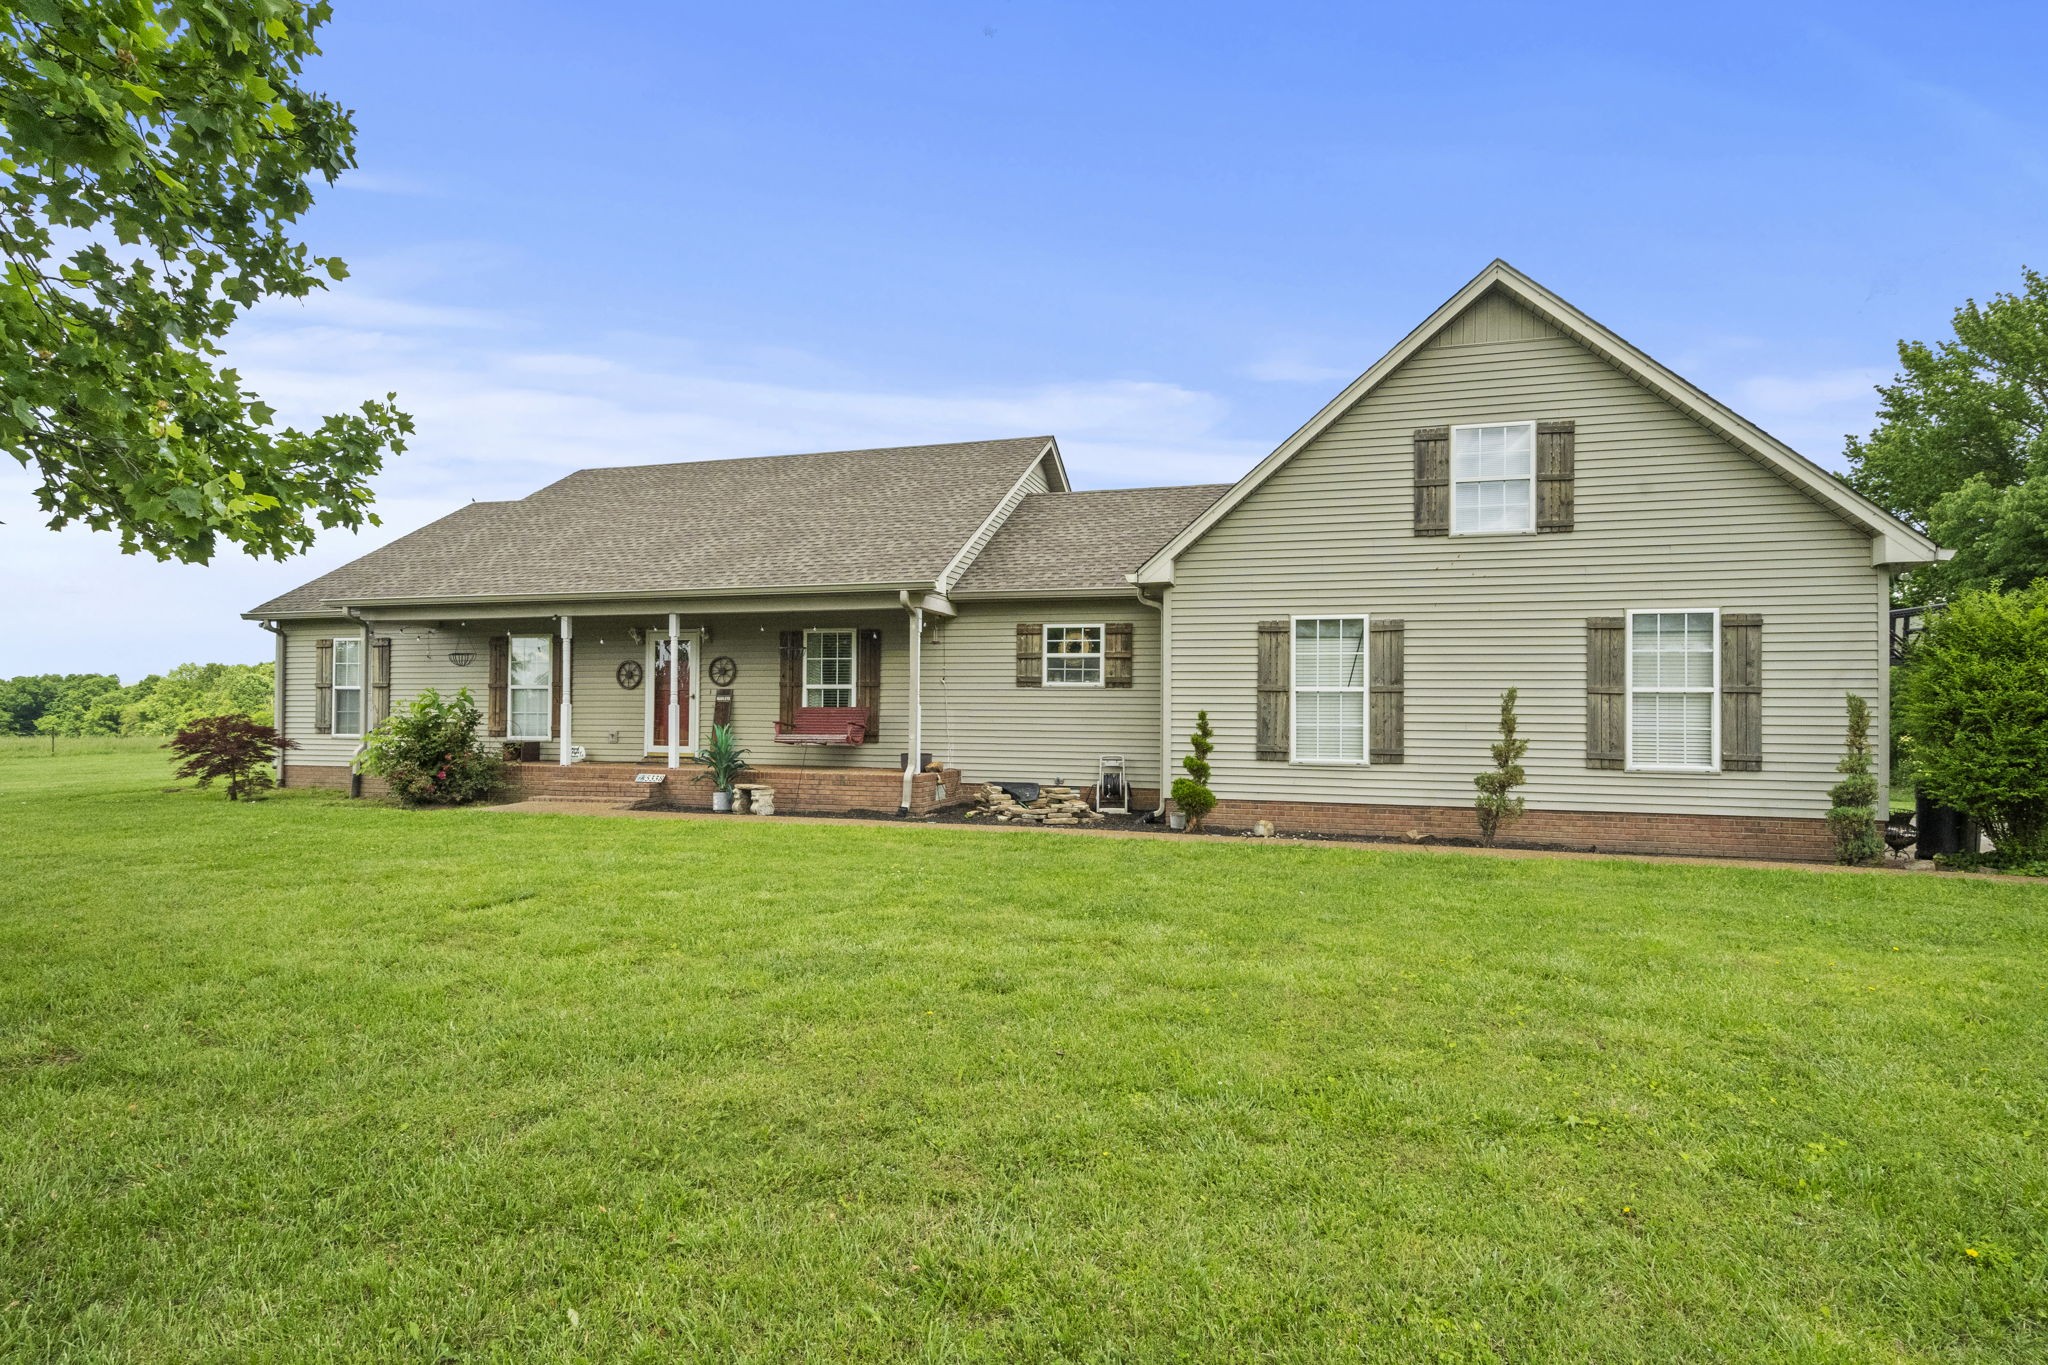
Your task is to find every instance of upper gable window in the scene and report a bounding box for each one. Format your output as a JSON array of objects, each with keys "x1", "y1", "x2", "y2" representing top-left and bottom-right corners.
[{"x1": 1451, "y1": 422, "x2": 1535, "y2": 535}]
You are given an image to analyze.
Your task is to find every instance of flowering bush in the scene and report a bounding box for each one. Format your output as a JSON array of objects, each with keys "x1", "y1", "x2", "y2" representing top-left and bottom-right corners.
[{"x1": 358, "y1": 687, "x2": 504, "y2": 806}]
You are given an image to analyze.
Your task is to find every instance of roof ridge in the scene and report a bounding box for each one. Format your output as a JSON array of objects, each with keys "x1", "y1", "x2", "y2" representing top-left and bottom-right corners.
[{"x1": 536, "y1": 435, "x2": 1055, "y2": 482}]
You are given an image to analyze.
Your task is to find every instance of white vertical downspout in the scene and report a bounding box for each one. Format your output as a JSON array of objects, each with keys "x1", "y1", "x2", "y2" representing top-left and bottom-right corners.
[
  {"x1": 900, "y1": 591, "x2": 924, "y2": 815},
  {"x1": 667, "y1": 611, "x2": 682, "y2": 768},
  {"x1": 1875, "y1": 565, "x2": 1892, "y2": 816},
  {"x1": 558, "y1": 614, "x2": 574, "y2": 764},
  {"x1": 1148, "y1": 585, "x2": 1172, "y2": 817},
  {"x1": 260, "y1": 620, "x2": 286, "y2": 782}
]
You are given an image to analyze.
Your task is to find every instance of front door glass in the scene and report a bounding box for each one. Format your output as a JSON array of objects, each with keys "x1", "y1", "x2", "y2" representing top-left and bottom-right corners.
[{"x1": 652, "y1": 640, "x2": 691, "y2": 749}]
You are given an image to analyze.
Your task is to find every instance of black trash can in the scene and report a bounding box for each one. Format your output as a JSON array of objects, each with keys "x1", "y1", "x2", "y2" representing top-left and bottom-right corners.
[{"x1": 1914, "y1": 791, "x2": 1978, "y2": 859}]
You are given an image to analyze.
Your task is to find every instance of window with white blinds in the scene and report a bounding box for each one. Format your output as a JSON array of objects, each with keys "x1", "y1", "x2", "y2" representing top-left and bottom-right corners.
[
  {"x1": 331, "y1": 638, "x2": 363, "y2": 737},
  {"x1": 1628, "y1": 610, "x2": 1718, "y2": 770},
  {"x1": 804, "y1": 630, "x2": 855, "y2": 707},
  {"x1": 1291, "y1": 616, "x2": 1368, "y2": 763},
  {"x1": 508, "y1": 636, "x2": 552, "y2": 739}
]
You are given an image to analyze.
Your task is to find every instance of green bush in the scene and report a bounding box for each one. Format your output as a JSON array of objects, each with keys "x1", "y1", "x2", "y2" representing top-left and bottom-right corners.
[
  {"x1": 1170, "y1": 710, "x2": 1217, "y2": 830},
  {"x1": 357, "y1": 687, "x2": 505, "y2": 806},
  {"x1": 1897, "y1": 584, "x2": 2048, "y2": 862},
  {"x1": 1473, "y1": 688, "x2": 1528, "y2": 846},
  {"x1": 1826, "y1": 694, "x2": 1885, "y2": 866}
]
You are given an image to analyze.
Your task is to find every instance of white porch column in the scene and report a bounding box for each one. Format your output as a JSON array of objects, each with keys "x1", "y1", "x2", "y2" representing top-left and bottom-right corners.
[
  {"x1": 901, "y1": 603, "x2": 924, "y2": 813},
  {"x1": 666, "y1": 612, "x2": 682, "y2": 768},
  {"x1": 557, "y1": 614, "x2": 574, "y2": 765}
]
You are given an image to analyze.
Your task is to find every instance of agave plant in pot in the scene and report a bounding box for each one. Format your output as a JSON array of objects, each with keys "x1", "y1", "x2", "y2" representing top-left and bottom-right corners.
[{"x1": 693, "y1": 723, "x2": 750, "y2": 812}]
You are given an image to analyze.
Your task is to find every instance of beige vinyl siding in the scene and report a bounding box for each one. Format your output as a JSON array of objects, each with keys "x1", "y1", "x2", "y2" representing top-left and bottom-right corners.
[
  {"x1": 280, "y1": 620, "x2": 362, "y2": 766},
  {"x1": 925, "y1": 598, "x2": 1160, "y2": 788},
  {"x1": 940, "y1": 454, "x2": 1053, "y2": 592},
  {"x1": 1168, "y1": 296, "x2": 1884, "y2": 820}
]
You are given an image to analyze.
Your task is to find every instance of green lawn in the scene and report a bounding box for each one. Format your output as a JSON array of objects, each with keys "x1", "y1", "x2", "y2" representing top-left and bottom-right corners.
[{"x1": 3, "y1": 741, "x2": 2045, "y2": 1362}]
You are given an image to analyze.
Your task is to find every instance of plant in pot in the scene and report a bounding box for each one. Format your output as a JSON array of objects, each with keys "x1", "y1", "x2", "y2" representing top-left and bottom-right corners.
[{"x1": 693, "y1": 723, "x2": 750, "y2": 812}]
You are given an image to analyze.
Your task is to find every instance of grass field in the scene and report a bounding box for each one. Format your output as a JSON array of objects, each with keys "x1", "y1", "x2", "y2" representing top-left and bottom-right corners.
[{"x1": 2, "y1": 739, "x2": 2044, "y2": 1362}]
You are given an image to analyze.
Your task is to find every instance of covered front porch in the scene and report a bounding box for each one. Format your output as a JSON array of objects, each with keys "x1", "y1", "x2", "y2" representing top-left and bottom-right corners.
[{"x1": 353, "y1": 588, "x2": 955, "y2": 814}]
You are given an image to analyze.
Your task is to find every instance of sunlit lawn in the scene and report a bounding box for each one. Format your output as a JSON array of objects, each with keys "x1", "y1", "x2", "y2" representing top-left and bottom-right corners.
[{"x1": 2, "y1": 739, "x2": 2044, "y2": 1361}]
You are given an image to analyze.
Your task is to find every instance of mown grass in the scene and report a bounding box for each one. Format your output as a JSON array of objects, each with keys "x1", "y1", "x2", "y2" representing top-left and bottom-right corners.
[{"x1": 2, "y1": 743, "x2": 2045, "y2": 1362}]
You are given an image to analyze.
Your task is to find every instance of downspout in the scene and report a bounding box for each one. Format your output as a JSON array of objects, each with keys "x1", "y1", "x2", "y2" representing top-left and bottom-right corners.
[
  {"x1": 1137, "y1": 584, "x2": 1169, "y2": 818},
  {"x1": 898, "y1": 590, "x2": 924, "y2": 816},
  {"x1": 343, "y1": 607, "x2": 374, "y2": 798},
  {"x1": 258, "y1": 619, "x2": 285, "y2": 785}
]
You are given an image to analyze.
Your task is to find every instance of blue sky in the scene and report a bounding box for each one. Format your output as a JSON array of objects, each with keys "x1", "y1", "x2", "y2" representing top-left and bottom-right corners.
[{"x1": 8, "y1": 0, "x2": 2047, "y2": 677}]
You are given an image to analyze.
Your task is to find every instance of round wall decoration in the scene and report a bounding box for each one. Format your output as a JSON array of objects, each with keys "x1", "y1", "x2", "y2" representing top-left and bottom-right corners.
[
  {"x1": 708, "y1": 655, "x2": 738, "y2": 686},
  {"x1": 615, "y1": 660, "x2": 644, "y2": 690}
]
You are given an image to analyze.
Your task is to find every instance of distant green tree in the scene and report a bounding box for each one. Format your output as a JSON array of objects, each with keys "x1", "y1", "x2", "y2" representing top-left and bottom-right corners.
[
  {"x1": 0, "y1": 673, "x2": 64, "y2": 734},
  {"x1": 0, "y1": 0, "x2": 411, "y2": 564},
  {"x1": 135, "y1": 661, "x2": 273, "y2": 730},
  {"x1": 5, "y1": 662, "x2": 271, "y2": 735},
  {"x1": 1845, "y1": 268, "x2": 2048, "y2": 601},
  {"x1": 31, "y1": 673, "x2": 124, "y2": 735}
]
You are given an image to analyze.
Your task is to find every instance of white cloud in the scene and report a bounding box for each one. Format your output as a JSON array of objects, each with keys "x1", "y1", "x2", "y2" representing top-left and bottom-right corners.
[
  {"x1": 1, "y1": 267, "x2": 1265, "y2": 678},
  {"x1": 1241, "y1": 352, "x2": 1357, "y2": 384}
]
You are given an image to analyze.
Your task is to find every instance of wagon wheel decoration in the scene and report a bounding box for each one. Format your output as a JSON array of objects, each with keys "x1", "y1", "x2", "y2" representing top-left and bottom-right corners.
[
  {"x1": 615, "y1": 660, "x2": 644, "y2": 690},
  {"x1": 708, "y1": 655, "x2": 738, "y2": 686}
]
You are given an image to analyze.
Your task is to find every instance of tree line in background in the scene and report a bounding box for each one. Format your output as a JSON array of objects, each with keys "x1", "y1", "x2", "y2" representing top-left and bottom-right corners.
[{"x1": 0, "y1": 664, "x2": 272, "y2": 737}]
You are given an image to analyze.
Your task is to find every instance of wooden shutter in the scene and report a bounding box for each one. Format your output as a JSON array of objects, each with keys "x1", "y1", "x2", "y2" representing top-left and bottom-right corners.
[
  {"x1": 1015, "y1": 623, "x2": 1043, "y2": 687},
  {"x1": 487, "y1": 635, "x2": 508, "y2": 737},
  {"x1": 856, "y1": 628, "x2": 882, "y2": 742},
  {"x1": 1413, "y1": 426, "x2": 1450, "y2": 536},
  {"x1": 370, "y1": 637, "x2": 392, "y2": 728},
  {"x1": 1585, "y1": 617, "x2": 1625, "y2": 769},
  {"x1": 1536, "y1": 420, "x2": 1575, "y2": 533},
  {"x1": 1104, "y1": 622, "x2": 1135, "y2": 689},
  {"x1": 1721, "y1": 614, "x2": 1762, "y2": 771},
  {"x1": 313, "y1": 638, "x2": 334, "y2": 734},
  {"x1": 1256, "y1": 620, "x2": 1289, "y2": 760},
  {"x1": 778, "y1": 631, "x2": 802, "y2": 724},
  {"x1": 549, "y1": 635, "x2": 563, "y2": 739},
  {"x1": 1369, "y1": 619, "x2": 1405, "y2": 764}
]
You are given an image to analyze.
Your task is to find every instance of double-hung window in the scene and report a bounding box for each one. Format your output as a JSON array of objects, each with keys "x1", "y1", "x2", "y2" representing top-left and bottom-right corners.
[
  {"x1": 1044, "y1": 624, "x2": 1104, "y2": 686},
  {"x1": 1451, "y1": 421, "x2": 1535, "y2": 535},
  {"x1": 1628, "y1": 610, "x2": 1718, "y2": 771},
  {"x1": 804, "y1": 629, "x2": 855, "y2": 707},
  {"x1": 1292, "y1": 616, "x2": 1368, "y2": 763},
  {"x1": 331, "y1": 637, "x2": 363, "y2": 737},
  {"x1": 508, "y1": 635, "x2": 552, "y2": 739}
]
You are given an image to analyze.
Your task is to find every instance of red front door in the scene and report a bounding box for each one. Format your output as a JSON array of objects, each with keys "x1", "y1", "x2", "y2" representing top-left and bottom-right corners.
[{"x1": 652, "y1": 641, "x2": 690, "y2": 749}]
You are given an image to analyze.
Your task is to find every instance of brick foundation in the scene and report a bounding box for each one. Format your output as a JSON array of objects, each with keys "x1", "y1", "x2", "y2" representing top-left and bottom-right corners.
[
  {"x1": 279, "y1": 763, "x2": 389, "y2": 798},
  {"x1": 283, "y1": 760, "x2": 969, "y2": 816},
  {"x1": 1199, "y1": 797, "x2": 1836, "y2": 862}
]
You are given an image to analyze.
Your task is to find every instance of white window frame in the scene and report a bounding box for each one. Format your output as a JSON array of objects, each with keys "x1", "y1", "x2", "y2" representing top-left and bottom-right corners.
[
  {"x1": 506, "y1": 634, "x2": 553, "y2": 742},
  {"x1": 1625, "y1": 607, "x2": 1721, "y2": 774},
  {"x1": 1289, "y1": 613, "x2": 1371, "y2": 766},
  {"x1": 803, "y1": 628, "x2": 857, "y2": 708},
  {"x1": 1449, "y1": 420, "x2": 1537, "y2": 537},
  {"x1": 1043, "y1": 622, "x2": 1106, "y2": 687},
  {"x1": 330, "y1": 637, "x2": 364, "y2": 738}
]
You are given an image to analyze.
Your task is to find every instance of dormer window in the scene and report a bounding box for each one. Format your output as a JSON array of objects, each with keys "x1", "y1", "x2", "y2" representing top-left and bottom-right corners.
[{"x1": 1450, "y1": 422, "x2": 1535, "y2": 535}]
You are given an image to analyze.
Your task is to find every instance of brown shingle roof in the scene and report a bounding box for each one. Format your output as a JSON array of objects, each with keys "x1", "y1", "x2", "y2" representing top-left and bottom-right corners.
[
  {"x1": 246, "y1": 437, "x2": 1057, "y2": 616},
  {"x1": 952, "y1": 485, "x2": 1230, "y2": 595}
]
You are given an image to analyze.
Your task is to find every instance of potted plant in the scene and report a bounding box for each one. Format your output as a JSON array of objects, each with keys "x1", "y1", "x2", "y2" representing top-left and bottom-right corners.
[{"x1": 693, "y1": 723, "x2": 750, "y2": 812}]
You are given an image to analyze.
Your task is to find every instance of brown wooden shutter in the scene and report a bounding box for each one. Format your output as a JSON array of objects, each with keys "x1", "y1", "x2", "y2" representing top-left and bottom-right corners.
[
  {"x1": 1585, "y1": 617, "x2": 1625, "y2": 769},
  {"x1": 856, "y1": 628, "x2": 882, "y2": 743},
  {"x1": 1104, "y1": 622, "x2": 1135, "y2": 689},
  {"x1": 1015, "y1": 623, "x2": 1043, "y2": 687},
  {"x1": 1413, "y1": 426, "x2": 1450, "y2": 536},
  {"x1": 1369, "y1": 619, "x2": 1405, "y2": 763},
  {"x1": 1536, "y1": 420, "x2": 1575, "y2": 533},
  {"x1": 549, "y1": 635, "x2": 563, "y2": 739},
  {"x1": 313, "y1": 638, "x2": 334, "y2": 734},
  {"x1": 370, "y1": 637, "x2": 392, "y2": 728},
  {"x1": 1721, "y1": 614, "x2": 1762, "y2": 771},
  {"x1": 1256, "y1": 620, "x2": 1289, "y2": 760},
  {"x1": 778, "y1": 631, "x2": 802, "y2": 724},
  {"x1": 487, "y1": 635, "x2": 508, "y2": 737}
]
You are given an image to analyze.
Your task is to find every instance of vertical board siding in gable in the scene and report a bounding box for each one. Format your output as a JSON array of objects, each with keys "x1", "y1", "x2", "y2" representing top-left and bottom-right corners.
[
  {"x1": 925, "y1": 598, "x2": 1160, "y2": 788},
  {"x1": 1165, "y1": 319, "x2": 1881, "y2": 820},
  {"x1": 1423, "y1": 290, "x2": 1561, "y2": 348}
]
